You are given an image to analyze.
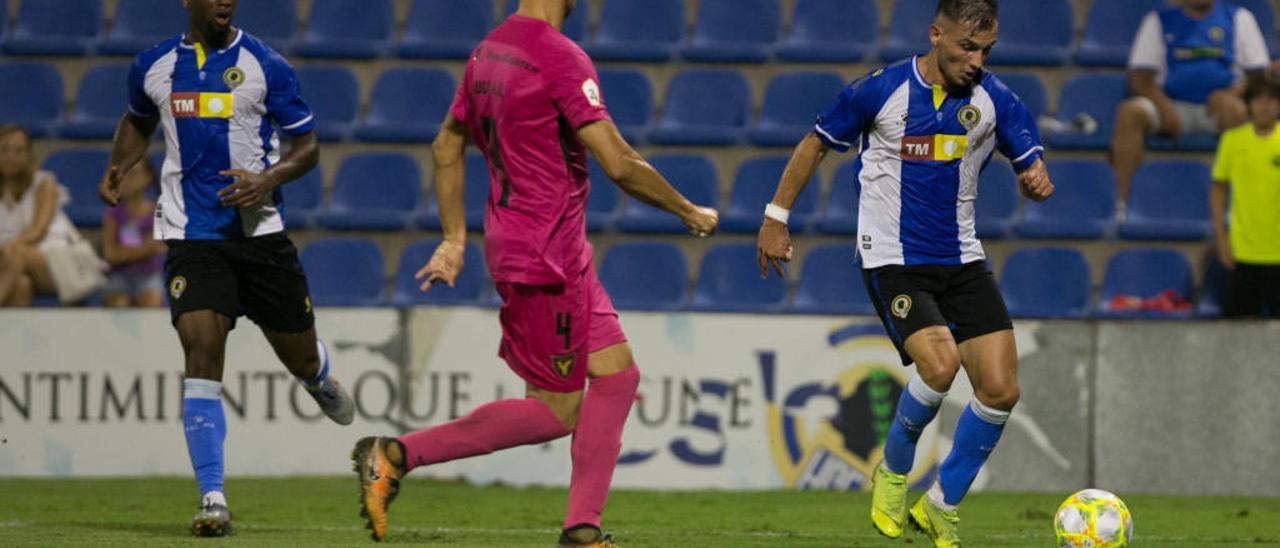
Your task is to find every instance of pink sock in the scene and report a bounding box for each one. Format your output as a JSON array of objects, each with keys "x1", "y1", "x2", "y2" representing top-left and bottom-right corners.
[
  {"x1": 564, "y1": 366, "x2": 640, "y2": 529},
  {"x1": 398, "y1": 397, "x2": 569, "y2": 471}
]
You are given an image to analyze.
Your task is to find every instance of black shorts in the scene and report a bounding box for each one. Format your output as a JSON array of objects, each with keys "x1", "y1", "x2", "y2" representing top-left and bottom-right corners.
[
  {"x1": 164, "y1": 233, "x2": 314, "y2": 332},
  {"x1": 862, "y1": 260, "x2": 1012, "y2": 366},
  {"x1": 1223, "y1": 262, "x2": 1280, "y2": 318}
]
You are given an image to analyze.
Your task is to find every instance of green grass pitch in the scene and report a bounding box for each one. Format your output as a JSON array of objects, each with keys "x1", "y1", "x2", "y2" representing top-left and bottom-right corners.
[{"x1": 0, "y1": 478, "x2": 1277, "y2": 546}]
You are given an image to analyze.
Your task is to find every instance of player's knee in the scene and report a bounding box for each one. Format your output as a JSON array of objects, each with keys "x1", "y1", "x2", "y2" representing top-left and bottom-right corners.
[
  {"x1": 913, "y1": 351, "x2": 961, "y2": 393},
  {"x1": 1115, "y1": 99, "x2": 1151, "y2": 129},
  {"x1": 977, "y1": 381, "x2": 1020, "y2": 412}
]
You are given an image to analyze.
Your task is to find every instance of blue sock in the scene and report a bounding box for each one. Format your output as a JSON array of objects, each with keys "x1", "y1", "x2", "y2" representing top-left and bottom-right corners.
[
  {"x1": 883, "y1": 374, "x2": 946, "y2": 475},
  {"x1": 304, "y1": 339, "x2": 330, "y2": 390},
  {"x1": 183, "y1": 378, "x2": 226, "y2": 498},
  {"x1": 938, "y1": 400, "x2": 1009, "y2": 506}
]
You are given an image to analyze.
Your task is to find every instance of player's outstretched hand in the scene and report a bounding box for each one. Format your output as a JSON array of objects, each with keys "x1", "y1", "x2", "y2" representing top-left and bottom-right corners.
[
  {"x1": 98, "y1": 166, "x2": 124, "y2": 206},
  {"x1": 756, "y1": 218, "x2": 792, "y2": 279},
  {"x1": 416, "y1": 239, "x2": 465, "y2": 292},
  {"x1": 1017, "y1": 158, "x2": 1054, "y2": 202},
  {"x1": 683, "y1": 206, "x2": 719, "y2": 238},
  {"x1": 217, "y1": 169, "x2": 277, "y2": 208}
]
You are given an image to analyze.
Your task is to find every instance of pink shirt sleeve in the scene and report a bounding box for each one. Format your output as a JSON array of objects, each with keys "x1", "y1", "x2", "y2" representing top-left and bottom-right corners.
[
  {"x1": 449, "y1": 64, "x2": 470, "y2": 124},
  {"x1": 545, "y1": 45, "x2": 612, "y2": 130}
]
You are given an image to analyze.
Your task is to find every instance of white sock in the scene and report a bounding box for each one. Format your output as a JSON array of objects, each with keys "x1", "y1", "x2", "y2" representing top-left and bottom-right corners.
[
  {"x1": 202, "y1": 490, "x2": 227, "y2": 508},
  {"x1": 927, "y1": 483, "x2": 957, "y2": 512}
]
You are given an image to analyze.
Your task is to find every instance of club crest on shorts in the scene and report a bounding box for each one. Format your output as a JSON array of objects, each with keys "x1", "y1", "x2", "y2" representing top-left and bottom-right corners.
[
  {"x1": 957, "y1": 105, "x2": 981, "y2": 131},
  {"x1": 169, "y1": 276, "x2": 187, "y2": 300},
  {"x1": 891, "y1": 295, "x2": 912, "y2": 319},
  {"x1": 552, "y1": 354, "x2": 575, "y2": 379},
  {"x1": 222, "y1": 67, "x2": 245, "y2": 90}
]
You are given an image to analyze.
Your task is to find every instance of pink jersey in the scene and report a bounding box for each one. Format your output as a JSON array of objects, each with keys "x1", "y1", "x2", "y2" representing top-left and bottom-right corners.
[{"x1": 449, "y1": 15, "x2": 611, "y2": 286}]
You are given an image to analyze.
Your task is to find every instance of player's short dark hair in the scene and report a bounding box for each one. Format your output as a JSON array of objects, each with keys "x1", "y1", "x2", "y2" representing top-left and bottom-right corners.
[
  {"x1": 1243, "y1": 70, "x2": 1280, "y2": 103},
  {"x1": 935, "y1": 0, "x2": 998, "y2": 31}
]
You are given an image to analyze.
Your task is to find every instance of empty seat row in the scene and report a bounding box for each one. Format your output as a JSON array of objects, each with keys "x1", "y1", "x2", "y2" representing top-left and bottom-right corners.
[
  {"x1": 8, "y1": 0, "x2": 1273, "y2": 66},
  {"x1": 41, "y1": 147, "x2": 1217, "y2": 242},
  {"x1": 10, "y1": 61, "x2": 1193, "y2": 152},
  {"x1": 300, "y1": 238, "x2": 1212, "y2": 320}
]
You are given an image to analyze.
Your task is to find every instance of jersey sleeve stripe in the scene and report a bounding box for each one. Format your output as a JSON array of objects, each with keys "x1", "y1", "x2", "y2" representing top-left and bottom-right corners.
[
  {"x1": 1011, "y1": 145, "x2": 1044, "y2": 164},
  {"x1": 815, "y1": 124, "x2": 854, "y2": 148},
  {"x1": 281, "y1": 114, "x2": 313, "y2": 130}
]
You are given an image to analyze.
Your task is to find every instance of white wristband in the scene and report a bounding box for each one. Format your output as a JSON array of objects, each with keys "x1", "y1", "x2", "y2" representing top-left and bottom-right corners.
[{"x1": 764, "y1": 203, "x2": 790, "y2": 224}]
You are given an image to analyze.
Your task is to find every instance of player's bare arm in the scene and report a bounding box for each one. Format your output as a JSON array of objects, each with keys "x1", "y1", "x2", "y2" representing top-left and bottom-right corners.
[
  {"x1": 756, "y1": 132, "x2": 827, "y2": 279},
  {"x1": 1209, "y1": 178, "x2": 1234, "y2": 269},
  {"x1": 577, "y1": 119, "x2": 718, "y2": 237},
  {"x1": 1127, "y1": 70, "x2": 1180, "y2": 136},
  {"x1": 417, "y1": 114, "x2": 469, "y2": 291},
  {"x1": 218, "y1": 131, "x2": 318, "y2": 209},
  {"x1": 1017, "y1": 158, "x2": 1054, "y2": 202},
  {"x1": 100, "y1": 113, "x2": 159, "y2": 206}
]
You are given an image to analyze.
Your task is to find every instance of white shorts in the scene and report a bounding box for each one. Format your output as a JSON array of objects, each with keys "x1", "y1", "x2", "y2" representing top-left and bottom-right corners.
[{"x1": 1132, "y1": 97, "x2": 1219, "y2": 135}]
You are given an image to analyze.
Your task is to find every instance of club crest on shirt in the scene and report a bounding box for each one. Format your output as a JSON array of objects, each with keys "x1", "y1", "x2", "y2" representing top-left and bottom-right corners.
[
  {"x1": 222, "y1": 67, "x2": 245, "y2": 89},
  {"x1": 958, "y1": 105, "x2": 981, "y2": 131},
  {"x1": 552, "y1": 354, "x2": 576, "y2": 379},
  {"x1": 891, "y1": 295, "x2": 912, "y2": 319},
  {"x1": 1209, "y1": 26, "x2": 1225, "y2": 43},
  {"x1": 582, "y1": 79, "x2": 603, "y2": 108},
  {"x1": 169, "y1": 276, "x2": 187, "y2": 300}
]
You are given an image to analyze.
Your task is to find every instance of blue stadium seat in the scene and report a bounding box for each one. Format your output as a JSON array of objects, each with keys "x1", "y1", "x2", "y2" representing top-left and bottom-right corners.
[
  {"x1": 994, "y1": 72, "x2": 1047, "y2": 120},
  {"x1": 1197, "y1": 257, "x2": 1228, "y2": 318},
  {"x1": 300, "y1": 238, "x2": 386, "y2": 307},
  {"x1": 818, "y1": 161, "x2": 859, "y2": 235},
  {"x1": 99, "y1": 0, "x2": 187, "y2": 56},
  {"x1": 294, "y1": 0, "x2": 393, "y2": 59},
  {"x1": 721, "y1": 156, "x2": 820, "y2": 234},
  {"x1": 397, "y1": 0, "x2": 491, "y2": 59},
  {"x1": 586, "y1": 0, "x2": 683, "y2": 62},
  {"x1": 63, "y1": 63, "x2": 130, "y2": 140},
  {"x1": 882, "y1": 0, "x2": 934, "y2": 61},
  {"x1": 295, "y1": 66, "x2": 358, "y2": 142},
  {"x1": 315, "y1": 153, "x2": 423, "y2": 231},
  {"x1": 422, "y1": 154, "x2": 489, "y2": 232},
  {"x1": 42, "y1": 148, "x2": 108, "y2": 227},
  {"x1": 1118, "y1": 161, "x2": 1212, "y2": 241},
  {"x1": 683, "y1": 0, "x2": 779, "y2": 63},
  {"x1": 691, "y1": 244, "x2": 789, "y2": 313},
  {"x1": 1000, "y1": 247, "x2": 1092, "y2": 319},
  {"x1": 3, "y1": 0, "x2": 102, "y2": 56},
  {"x1": 975, "y1": 161, "x2": 1018, "y2": 239},
  {"x1": 505, "y1": 0, "x2": 588, "y2": 43},
  {"x1": 354, "y1": 68, "x2": 455, "y2": 143},
  {"x1": 0, "y1": 63, "x2": 64, "y2": 137},
  {"x1": 649, "y1": 70, "x2": 750, "y2": 146},
  {"x1": 749, "y1": 72, "x2": 845, "y2": 147},
  {"x1": 617, "y1": 155, "x2": 718, "y2": 233},
  {"x1": 599, "y1": 242, "x2": 689, "y2": 311},
  {"x1": 1075, "y1": 0, "x2": 1165, "y2": 67},
  {"x1": 391, "y1": 239, "x2": 487, "y2": 307},
  {"x1": 792, "y1": 244, "x2": 876, "y2": 316},
  {"x1": 280, "y1": 166, "x2": 323, "y2": 229},
  {"x1": 775, "y1": 0, "x2": 876, "y2": 63},
  {"x1": 234, "y1": 0, "x2": 298, "y2": 52},
  {"x1": 0, "y1": 3, "x2": 6, "y2": 43},
  {"x1": 1097, "y1": 249, "x2": 1194, "y2": 319},
  {"x1": 598, "y1": 69, "x2": 653, "y2": 143},
  {"x1": 1233, "y1": 0, "x2": 1278, "y2": 56},
  {"x1": 1015, "y1": 160, "x2": 1116, "y2": 239},
  {"x1": 985, "y1": 0, "x2": 1073, "y2": 66},
  {"x1": 1044, "y1": 73, "x2": 1127, "y2": 151},
  {"x1": 586, "y1": 159, "x2": 620, "y2": 233}
]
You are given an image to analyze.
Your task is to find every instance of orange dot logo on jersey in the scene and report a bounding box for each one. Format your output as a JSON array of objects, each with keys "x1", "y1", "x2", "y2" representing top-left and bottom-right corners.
[
  {"x1": 891, "y1": 295, "x2": 912, "y2": 319},
  {"x1": 169, "y1": 276, "x2": 187, "y2": 300}
]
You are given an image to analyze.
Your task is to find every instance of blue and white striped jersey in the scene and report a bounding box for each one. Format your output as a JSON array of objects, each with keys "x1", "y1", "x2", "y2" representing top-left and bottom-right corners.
[
  {"x1": 815, "y1": 57, "x2": 1043, "y2": 268},
  {"x1": 128, "y1": 29, "x2": 315, "y2": 241}
]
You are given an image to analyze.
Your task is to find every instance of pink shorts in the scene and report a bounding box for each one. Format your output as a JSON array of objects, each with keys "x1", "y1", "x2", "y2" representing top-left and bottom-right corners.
[{"x1": 495, "y1": 263, "x2": 627, "y2": 392}]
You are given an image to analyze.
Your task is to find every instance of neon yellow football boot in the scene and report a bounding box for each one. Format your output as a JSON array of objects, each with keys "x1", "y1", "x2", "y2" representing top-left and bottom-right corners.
[
  {"x1": 909, "y1": 495, "x2": 961, "y2": 548},
  {"x1": 870, "y1": 463, "x2": 908, "y2": 538}
]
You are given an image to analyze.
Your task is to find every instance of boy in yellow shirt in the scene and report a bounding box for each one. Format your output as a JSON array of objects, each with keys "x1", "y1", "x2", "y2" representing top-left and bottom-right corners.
[{"x1": 1210, "y1": 72, "x2": 1280, "y2": 317}]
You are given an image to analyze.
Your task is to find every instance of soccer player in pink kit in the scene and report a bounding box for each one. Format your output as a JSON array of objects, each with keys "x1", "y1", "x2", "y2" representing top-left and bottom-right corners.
[{"x1": 350, "y1": 0, "x2": 719, "y2": 545}]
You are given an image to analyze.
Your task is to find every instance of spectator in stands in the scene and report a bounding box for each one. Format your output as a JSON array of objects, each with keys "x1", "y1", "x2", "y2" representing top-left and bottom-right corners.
[
  {"x1": 1110, "y1": 0, "x2": 1270, "y2": 205},
  {"x1": 101, "y1": 161, "x2": 165, "y2": 308},
  {"x1": 0, "y1": 125, "x2": 79, "y2": 307},
  {"x1": 1210, "y1": 71, "x2": 1280, "y2": 318}
]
